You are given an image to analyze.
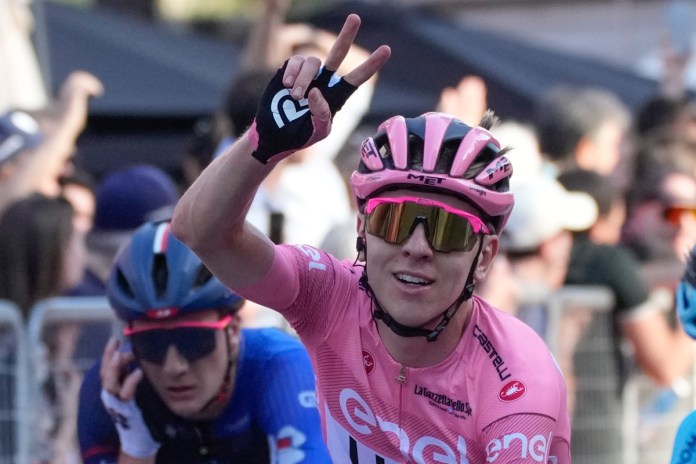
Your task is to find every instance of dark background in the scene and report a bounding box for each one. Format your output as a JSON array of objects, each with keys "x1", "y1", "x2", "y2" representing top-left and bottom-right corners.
[{"x1": 43, "y1": 0, "x2": 661, "y2": 181}]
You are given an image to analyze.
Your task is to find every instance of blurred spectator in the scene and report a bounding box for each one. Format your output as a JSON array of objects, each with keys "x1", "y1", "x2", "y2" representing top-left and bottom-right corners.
[
  {"x1": 58, "y1": 170, "x2": 97, "y2": 236},
  {"x1": 533, "y1": 85, "x2": 632, "y2": 181},
  {"x1": 0, "y1": 193, "x2": 87, "y2": 464},
  {"x1": 558, "y1": 169, "x2": 694, "y2": 464},
  {"x1": 635, "y1": 95, "x2": 696, "y2": 144},
  {"x1": 624, "y1": 137, "x2": 696, "y2": 287},
  {"x1": 500, "y1": 177, "x2": 597, "y2": 328},
  {"x1": 491, "y1": 120, "x2": 546, "y2": 188},
  {"x1": 435, "y1": 75, "x2": 488, "y2": 126},
  {"x1": 0, "y1": 71, "x2": 103, "y2": 217},
  {"x1": 178, "y1": 109, "x2": 231, "y2": 190},
  {"x1": 74, "y1": 165, "x2": 180, "y2": 297},
  {"x1": 0, "y1": 0, "x2": 48, "y2": 112},
  {"x1": 0, "y1": 194, "x2": 85, "y2": 316}
]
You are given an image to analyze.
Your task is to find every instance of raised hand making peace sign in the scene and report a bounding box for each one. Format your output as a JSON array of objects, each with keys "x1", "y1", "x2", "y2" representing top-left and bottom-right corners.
[{"x1": 249, "y1": 14, "x2": 391, "y2": 163}]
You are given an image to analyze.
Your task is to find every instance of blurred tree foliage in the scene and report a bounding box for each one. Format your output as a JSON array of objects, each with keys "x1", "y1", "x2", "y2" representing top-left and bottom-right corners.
[
  {"x1": 157, "y1": 0, "x2": 257, "y2": 21},
  {"x1": 49, "y1": 0, "x2": 332, "y2": 21}
]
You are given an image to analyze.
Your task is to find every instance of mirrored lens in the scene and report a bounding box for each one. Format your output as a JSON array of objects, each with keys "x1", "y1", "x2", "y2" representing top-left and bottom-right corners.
[
  {"x1": 130, "y1": 327, "x2": 217, "y2": 365},
  {"x1": 366, "y1": 202, "x2": 479, "y2": 252}
]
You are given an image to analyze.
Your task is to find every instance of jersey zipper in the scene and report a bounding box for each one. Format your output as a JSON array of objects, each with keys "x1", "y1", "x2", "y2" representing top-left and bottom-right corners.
[
  {"x1": 194, "y1": 424, "x2": 210, "y2": 458},
  {"x1": 396, "y1": 364, "x2": 407, "y2": 385},
  {"x1": 397, "y1": 363, "x2": 408, "y2": 462}
]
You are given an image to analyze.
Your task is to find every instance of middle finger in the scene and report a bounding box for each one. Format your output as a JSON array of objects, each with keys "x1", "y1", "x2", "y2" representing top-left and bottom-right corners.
[{"x1": 291, "y1": 56, "x2": 322, "y2": 100}]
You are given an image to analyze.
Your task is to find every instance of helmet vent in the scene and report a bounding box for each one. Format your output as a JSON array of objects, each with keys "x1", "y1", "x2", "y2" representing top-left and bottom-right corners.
[
  {"x1": 152, "y1": 254, "x2": 169, "y2": 299},
  {"x1": 116, "y1": 268, "x2": 134, "y2": 299},
  {"x1": 437, "y1": 141, "x2": 461, "y2": 173},
  {"x1": 375, "y1": 134, "x2": 393, "y2": 169},
  {"x1": 463, "y1": 144, "x2": 499, "y2": 179},
  {"x1": 193, "y1": 265, "x2": 214, "y2": 289},
  {"x1": 407, "y1": 135, "x2": 424, "y2": 170}
]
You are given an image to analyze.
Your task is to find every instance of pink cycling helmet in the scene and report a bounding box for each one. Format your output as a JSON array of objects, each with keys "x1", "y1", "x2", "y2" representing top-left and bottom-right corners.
[{"x1": 350, "y1": 111, "x2": 514, "y2": 232}]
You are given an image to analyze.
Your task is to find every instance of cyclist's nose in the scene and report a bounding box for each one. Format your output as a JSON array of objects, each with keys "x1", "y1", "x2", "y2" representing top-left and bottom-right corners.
[
  {"x1": 161, "y1": 345, "x2": 189, "y2": 374},
  {"x1": 401, "y1": 222, "x2": 433, "y2": 258}
]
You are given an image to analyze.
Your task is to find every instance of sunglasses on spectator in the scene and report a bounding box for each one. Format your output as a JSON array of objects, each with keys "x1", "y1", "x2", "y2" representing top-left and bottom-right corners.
[
  {"x1": 364, "y1": 196, "x2": 489, "y2": 253},
  {"x1": 123, "y1": 315, "x2": 233, "y2": 365},
  {"x1": 664, "y1": 206, "x2": 696, "y2": 226}
]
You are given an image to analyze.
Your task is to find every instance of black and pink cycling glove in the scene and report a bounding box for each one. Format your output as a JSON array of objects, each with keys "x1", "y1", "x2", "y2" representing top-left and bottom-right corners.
[{"x1": 249, "y1": 60, "x2": 357, "y2": 164}]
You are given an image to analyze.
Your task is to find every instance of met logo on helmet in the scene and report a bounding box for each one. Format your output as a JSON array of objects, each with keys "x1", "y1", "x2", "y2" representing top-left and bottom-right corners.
[
  {"x1": 146, "y1": 307, "x2": 179, "y2": 319},
  {"x1": 484, "y1": 157, "x2": 512, "y2": 181},
  {"x1": 406, "y1": 173, "x2": 444, "y2": 186}
]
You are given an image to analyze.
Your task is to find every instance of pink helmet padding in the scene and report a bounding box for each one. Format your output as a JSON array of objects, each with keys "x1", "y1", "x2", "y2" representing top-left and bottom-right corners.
[
  {"x1": 422, "y1": 113, "x2": 452, "y2": 172},
  {"x1": 450, "y1": 126, "x2": 500, "y2": 177},
  {"x1": 475, "y1": 156, "x2": 513, "y2": 186},
  {"x1": 360, "y1": 137, "x2": 384, "y2": 171},
  {"x1": 383, "y1": 115, "x2": 408, "y2": 169}
]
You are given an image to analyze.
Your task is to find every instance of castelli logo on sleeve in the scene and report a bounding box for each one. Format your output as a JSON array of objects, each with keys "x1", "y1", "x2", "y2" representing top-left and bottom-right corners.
[
  {"x1": 498, "y1": 380, "x2": 526, "y2": 402},
  {"x1": 362, "y1": 350, "x2": 375, "y2": 375}
]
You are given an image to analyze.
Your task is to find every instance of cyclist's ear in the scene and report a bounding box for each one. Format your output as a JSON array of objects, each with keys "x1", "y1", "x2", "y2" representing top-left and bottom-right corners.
[
  {"x1": 473, "y1": 234, "x2": 500, "y2": 283},
  {"x1": 356, "y1": 214, "x2": 365, "y2": 235},
  {"x1": 229, "y1": 313, "x2": 242, "y2": 336},
  {"x1": 225, "y1": 314, "x2": 243, "y2": 358}
]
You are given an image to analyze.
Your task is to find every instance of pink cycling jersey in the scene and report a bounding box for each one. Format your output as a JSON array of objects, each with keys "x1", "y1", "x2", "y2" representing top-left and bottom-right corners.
[{"x1": 239, "y1": 244, "x2": 572, "y2": 463}]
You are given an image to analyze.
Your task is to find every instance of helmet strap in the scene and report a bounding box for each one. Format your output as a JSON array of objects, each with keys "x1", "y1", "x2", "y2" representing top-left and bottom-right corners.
[{"x1": 363, "y1": 237, "x2": 483, "y2": 342}]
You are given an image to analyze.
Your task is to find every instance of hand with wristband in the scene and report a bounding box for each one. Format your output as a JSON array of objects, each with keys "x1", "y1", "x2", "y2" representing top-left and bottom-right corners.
[
  {"x1": 248, "y1": 14, "x2": 391, "y2": 164},
  {"x1": 99, "y1": 337, "x2": 160, "y2": 462}
]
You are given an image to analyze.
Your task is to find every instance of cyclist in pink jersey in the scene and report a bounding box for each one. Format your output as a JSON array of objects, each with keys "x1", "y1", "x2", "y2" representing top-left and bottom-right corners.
[{"x1": 172, "y1": 14, "x2": 571, "y2": 463}]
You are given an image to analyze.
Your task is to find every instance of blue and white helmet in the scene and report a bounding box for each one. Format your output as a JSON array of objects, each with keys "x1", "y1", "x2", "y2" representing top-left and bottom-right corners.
[
  {"x1": 107, "y1": 221, "x2": 243, "y2": 322},
  {"x1": 677, "y1": 245, "x2": 696, "y2": 339}
]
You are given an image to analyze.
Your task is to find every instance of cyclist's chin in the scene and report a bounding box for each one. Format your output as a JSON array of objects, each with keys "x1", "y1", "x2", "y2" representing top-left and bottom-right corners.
[
  {"x1": 161, "y1": 389, "x2": 205, "y2": 417},
  {"x1": 384, "y1": 304, "x2": 440, "y2": 328},
  {"x1": 165, "y1": 398, "x2": 205, "y2": 418}
]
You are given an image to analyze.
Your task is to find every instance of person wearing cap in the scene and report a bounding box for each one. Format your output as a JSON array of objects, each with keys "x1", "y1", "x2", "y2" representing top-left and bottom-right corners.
[
  {"x1": 77, "y1": 221, "x2": 331, "y2": 463},
  {"x1": 172, "y1": 15, "x2": 572, "y2": 463},
  {"x1": 500, "y1": 177, "x2": 599, "y2": 331},
  {"x1": 70, "y1": 164, "x2": 180, "y2": 297},
  {"x1": 0, "y1": 70, "x2": 103, "y2": 217}
]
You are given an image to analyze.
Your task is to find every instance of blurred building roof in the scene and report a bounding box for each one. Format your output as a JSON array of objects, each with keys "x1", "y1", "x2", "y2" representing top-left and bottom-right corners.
[
  {"x1": 39, "y1": 0, "x2": 667, "y2": 178},
  {"x1": 413, "y1": 0, "x2": 694, "y2": 89},
  {"x1": 43, "y1": 1, "x2": 240, "y2": 117}
]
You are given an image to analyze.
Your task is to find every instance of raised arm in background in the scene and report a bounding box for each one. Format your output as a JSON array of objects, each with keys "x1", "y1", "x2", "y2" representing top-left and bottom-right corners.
[{"x1": 0, "y1": 70, "x2": 102, "y2": 214}]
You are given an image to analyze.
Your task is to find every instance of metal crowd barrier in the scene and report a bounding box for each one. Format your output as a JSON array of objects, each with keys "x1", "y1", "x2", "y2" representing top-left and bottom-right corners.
[
  {"x1": 2, "y1": 289, "x2": 693, "y2": 463},
  {"x1": 0, "y1": 300, "x2": 28, "y2": 464},
  {"x1": 517, "y1": 284, "x2": 696, "y2": 464},
  {"x1": 0, "y1": 297, "x2": 120, "y2": 463}
]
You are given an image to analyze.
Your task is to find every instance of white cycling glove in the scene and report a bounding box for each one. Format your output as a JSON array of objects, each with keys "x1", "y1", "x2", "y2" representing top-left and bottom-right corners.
[{"x1": 100, "y1": 387, "x2": 160, "y2": 459}]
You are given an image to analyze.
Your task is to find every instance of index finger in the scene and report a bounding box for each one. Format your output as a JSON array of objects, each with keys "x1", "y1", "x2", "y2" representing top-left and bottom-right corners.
[{"x1": 99, "y1": 337, "x2": 119, "y2": 377}]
